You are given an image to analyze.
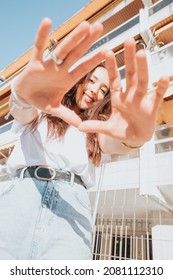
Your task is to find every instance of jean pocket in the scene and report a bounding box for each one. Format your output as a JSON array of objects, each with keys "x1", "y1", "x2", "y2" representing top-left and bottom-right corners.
[
  {"x1": 74, "y1": 184, "x2": 91, "y2": 210},
  {"x1": 0, "y1": 181, "x2": 14, "y2": 200}
]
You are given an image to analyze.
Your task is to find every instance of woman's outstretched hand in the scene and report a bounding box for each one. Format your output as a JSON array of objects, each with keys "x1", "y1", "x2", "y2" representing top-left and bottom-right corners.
[
  {"x1": 79, "y1": 39, "x2": 169, "y2": 149},
  {"x1": 13, "y1": 18, "x2": 105, "y2": 126}
]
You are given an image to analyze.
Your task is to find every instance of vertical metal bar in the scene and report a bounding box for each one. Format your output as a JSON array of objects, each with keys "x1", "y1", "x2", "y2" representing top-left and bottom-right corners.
[
  {"x1": 124, "y1": 225, "x2": 128, "y2": 260},
  {"x1": 109, "y1": 222, "x2": 113, "y2": 259},
  {"x1": 94, "y1": 223, "x2": 100, "y2": 260},
  {"x1": 130, "y1": 235, "x2": 133, "y2": 259},
  {"x1": 100, "y1": 224, "x2": 104, "y2": 260},
  {"x1": 133, "y1": 189, "x2": 137, "y2": 259},
  {"x1": 119, "y1": 225, "x2": 123, "y2": 260},
  {"x1": 109, "y1": 190, "x2": 116, "y2": 259},
  {"x1": 101, "y1": 190, "x2": 107, "y2": 260},
  {"x1": 141, "y1": 234, "x2": 144, "y2": 260},
  {"x1": 114, "y1": 225, "x2": 118, "y2": 260},
  {"x1": 146, "y1": 231, "x2": 150, "y2": 260},
  {"x1": 136, "y1": 236, "x2": 138, "y2": 259},
  {"x1": 92, "y1": 164, "x2": 105, "y2": 230},
  {"x1": 92, "y1": 223, "x2": 97, "y2": 260},
  {"x1": 92, "y1": 217, "x2": 98, "y2": 260},
  {"x1": 120, "y1": 188, "x2": 126, "y2": 260},
  {"x1": 145, "y1": 194, "x2": 150, "y2": 260},
  {"x1": 104, "y1": 225, "x2": 109, "y2": 260}
]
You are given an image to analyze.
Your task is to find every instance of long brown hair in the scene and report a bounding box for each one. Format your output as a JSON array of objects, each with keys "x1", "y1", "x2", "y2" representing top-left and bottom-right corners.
[{"x1": 31, "y1": 63, "x2": 111, "y2": 166}]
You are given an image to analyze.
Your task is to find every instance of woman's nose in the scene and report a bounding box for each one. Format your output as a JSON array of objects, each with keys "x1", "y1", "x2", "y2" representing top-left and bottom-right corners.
[{"x1": 90, "y1": 84, "x2": 99, "y2": 96}]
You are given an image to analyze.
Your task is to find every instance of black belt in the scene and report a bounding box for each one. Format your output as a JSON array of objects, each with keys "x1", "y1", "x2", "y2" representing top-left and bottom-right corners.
[{"x1": 16, "y1": 166, "x2": 85, "y2": 188}]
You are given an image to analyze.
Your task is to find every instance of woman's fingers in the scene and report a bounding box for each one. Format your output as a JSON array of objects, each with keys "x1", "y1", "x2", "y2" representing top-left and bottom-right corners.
[
  {"x1": 32, "y1": 19, "x2": 103, "y2": 69},
  {"x1": 136, "y1": 49, "x2": 148, "y2": 96},
  {"x1": 32, "y1": 18, "x2": 52, "y2": 61},
  {"x1": 105, "y1": 50, "x2": 121, "y2": 90},
  {"x1": 104, "y1": 40, "x2": 149, "y2": 98},
  {"x1": 70, "y1": 50, "x2": 106, "y2": 84},
  {"x1": 79, "y1": 120, "x2": 109, "y2": 134},
  {"x1": 53, "y1": 21, "x2": 90, "y2": 59},
  {"x1": 45, "y1": 104, "x2": 82, "y2": 127},
  {"x1": 54, "y1": 22, "x2": 103, "y2": 67},
  {"x1": 123, "y1": 39, "x2": 149, "y2": 98},
  {"x1": 152, "y1": 76, "x2": 170, "y2": 113},
  {"x1": 124, "y1": 38, "x2": 137, "y2": 91}
]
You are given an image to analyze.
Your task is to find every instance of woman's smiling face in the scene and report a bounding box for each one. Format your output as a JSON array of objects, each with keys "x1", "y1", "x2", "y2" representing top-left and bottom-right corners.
[{"x1": 75, "y1": 66, "x2": 109, "y2": 110}]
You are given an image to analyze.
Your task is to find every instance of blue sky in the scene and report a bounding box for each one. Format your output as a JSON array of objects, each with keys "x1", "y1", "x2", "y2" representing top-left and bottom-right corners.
[{"x1": 0, "y1": 0, "x2": 90, "y2": 71}]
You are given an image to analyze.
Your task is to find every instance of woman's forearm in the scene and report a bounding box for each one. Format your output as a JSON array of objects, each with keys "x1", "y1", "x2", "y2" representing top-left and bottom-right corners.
[{"x1": 98, "y1": 133, "x2": 144, "y2": 154}]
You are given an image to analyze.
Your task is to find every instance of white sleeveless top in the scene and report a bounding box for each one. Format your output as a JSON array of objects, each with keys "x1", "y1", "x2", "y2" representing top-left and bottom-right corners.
[{"x1": 7, "y1": 120, "x2": 109, "y2": 188}]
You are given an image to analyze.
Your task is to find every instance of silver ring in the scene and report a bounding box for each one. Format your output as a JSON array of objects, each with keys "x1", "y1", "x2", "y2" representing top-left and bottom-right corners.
[{"x1": 50, "y1": 52, "x2": 63, "y2": 65}]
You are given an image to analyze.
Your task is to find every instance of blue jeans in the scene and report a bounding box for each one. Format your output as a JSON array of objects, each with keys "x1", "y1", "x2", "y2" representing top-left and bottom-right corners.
[{"x1": 0, "y1": 177, "x2": 92, "y2": 259}]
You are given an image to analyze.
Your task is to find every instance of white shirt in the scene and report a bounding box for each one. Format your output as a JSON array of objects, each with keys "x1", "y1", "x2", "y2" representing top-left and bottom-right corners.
[{"x1": 7, "y1": 120, "x2": 109, "y2": 188}]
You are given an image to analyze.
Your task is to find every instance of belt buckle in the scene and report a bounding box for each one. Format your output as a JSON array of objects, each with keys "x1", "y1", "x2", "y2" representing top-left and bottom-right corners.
[{"x1": 34, "y1": 166, "x2": 56, "y2": 181}]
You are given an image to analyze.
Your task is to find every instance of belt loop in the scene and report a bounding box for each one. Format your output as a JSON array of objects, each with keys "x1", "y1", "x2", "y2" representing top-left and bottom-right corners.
[
  {"x1": 19, "y1": 167, "x2": 28, "y2": 179},
  {"x1": 70, "y1": 172, "x2": 75, "y2": 186}
]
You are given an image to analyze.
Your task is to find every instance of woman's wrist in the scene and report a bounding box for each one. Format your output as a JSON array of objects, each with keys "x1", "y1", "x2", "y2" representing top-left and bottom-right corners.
[
  {"x1": 5, "y1": 77, "x2": 34, "y2": 120},
  {"x1": 11, "y1": 77, "x2": 33, "y2": 109},
  {"x1": 121, "y1": 141, "x2": 144, "y2": 150}
]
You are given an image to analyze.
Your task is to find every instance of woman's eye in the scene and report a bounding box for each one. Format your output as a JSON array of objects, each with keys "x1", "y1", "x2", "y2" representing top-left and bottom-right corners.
[
  {"x1": 89, "y1": 78, "x2": 94, "y2": 83},
  {"x1": 101, "y1": 89, "x2": 106, "y2": 95}
]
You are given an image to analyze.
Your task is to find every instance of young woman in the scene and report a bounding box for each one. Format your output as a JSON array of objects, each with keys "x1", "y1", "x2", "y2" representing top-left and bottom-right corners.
[{"x1": 0, "y1": 18, "x2": 169, "y2": 260}]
